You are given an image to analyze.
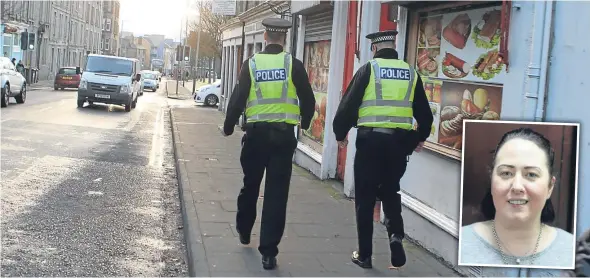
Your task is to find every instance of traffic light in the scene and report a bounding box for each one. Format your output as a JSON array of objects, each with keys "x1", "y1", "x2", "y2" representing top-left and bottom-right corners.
[
  {"x1": 20, "y1": 31, "x2": 28, "y2": 50},
  {"x1": 28, "y1": 33, "x2": 35, "y2": 50},
  {"x1": 183, "y1": 46, "x2": 191, "y2": 61},
  {"x1": 176, "y1": 45, "x2": 183, "y2": 61}
]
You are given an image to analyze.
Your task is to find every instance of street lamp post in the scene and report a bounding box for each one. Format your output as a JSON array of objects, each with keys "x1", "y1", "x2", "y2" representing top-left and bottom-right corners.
[
  {"x1": 175, "y1": 16, "x2": 183, "y2": 96},
  {"x1": 192, "y1": 1, "x2": 202, "y2": 94}
]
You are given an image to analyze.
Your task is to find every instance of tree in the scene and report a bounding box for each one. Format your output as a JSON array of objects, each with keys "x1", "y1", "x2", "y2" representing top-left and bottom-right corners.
[
  {"x1": 1, "y1": 1, "x2": 26, "y2": 21},
  {"x1": 187, "y1": 0, "x2": 231, "y2": 60}
]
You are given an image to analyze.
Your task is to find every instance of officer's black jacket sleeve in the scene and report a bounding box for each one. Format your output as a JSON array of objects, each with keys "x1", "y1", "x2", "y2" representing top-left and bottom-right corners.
[
  {"x1": 291, "y1": 57, "x2": 315, "y2": 130},
  {"x1": 412, "y1": 76, "x2": 434, "y2": 142},
  {"x1": 223, "y1": 59, "x2": 251, "y2": 135},
  {"x1": 332, "y1": 63, "x2": 371, "y2": 142}
]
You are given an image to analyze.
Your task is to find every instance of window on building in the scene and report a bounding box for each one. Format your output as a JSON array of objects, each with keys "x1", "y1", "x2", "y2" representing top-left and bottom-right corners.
[
  {"x1": 60, "y1": 14, "x2": 64, "y2": 39},
  {"x1": 3, "y1": 35, "x2": 13, "y2": 59},
  {"x1": 101, "y1": 39, "x2": 104, "y2": 50},
  {"x1": 51, "y1": 48, "x2": 55, "y2": 71},
  {"x1": 105, "y1": 39, "x2": 110, "y2": 51},
  {"x1": 105, "y1": 18, "x2": 111, "y2": 32}
]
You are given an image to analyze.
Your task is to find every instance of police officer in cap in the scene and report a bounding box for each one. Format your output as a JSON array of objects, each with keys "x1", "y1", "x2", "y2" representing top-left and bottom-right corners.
[
  {"x1": 221, "y1": 17, "x2": 315, "y2": 270},
  {"x1": 332, "y1": 30, "x2": 433, "y2": 269}
]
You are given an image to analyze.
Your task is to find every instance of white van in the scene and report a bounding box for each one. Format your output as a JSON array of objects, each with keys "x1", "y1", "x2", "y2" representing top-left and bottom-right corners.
[{"x1": 76, "y1": 55, "x2": 142, "y2": 112}]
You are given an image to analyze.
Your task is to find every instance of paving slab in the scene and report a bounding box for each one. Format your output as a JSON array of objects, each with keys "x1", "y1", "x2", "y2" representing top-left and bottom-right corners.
[{"x1": 170, "y1": 107, "x2": 461, "y2": 276}]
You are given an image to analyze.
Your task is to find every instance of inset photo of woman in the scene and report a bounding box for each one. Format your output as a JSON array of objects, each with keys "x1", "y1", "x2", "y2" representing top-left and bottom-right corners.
[{"x1": 457, "y1": 120, "x2": 580, "y2": 276}]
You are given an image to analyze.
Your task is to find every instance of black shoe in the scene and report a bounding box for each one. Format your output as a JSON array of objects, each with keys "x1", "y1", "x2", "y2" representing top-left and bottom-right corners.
[
  {"x1": 351, "y1": 251, "x2": 372, "y2": 269},
  {"x1": 389, "y1": 234, "x2": 406, "y2": 268},
  {"x1": 237, "y1": 229, "x2": 250, "y2": 245},
  {"x1": 262, "y1": 256, "x2": 277, "y2": 270}
]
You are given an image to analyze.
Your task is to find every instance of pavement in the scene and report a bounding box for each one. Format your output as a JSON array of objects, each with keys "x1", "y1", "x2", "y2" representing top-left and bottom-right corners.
[
  {"x1": 170, "y1": 107, "x2": 461, "y2": 277},
  {"x1": 28, "y1": 79, "x2": 54, "y2": 91},
  {"x1": 181, "y1": 80, "x2": 210, "y2": 93},
  {"x1": 1, "y1": 84, "x2": 190, "y2": 276},
  {"x1": 165, "y1": 80, "x2": 196, "y2": 100}
]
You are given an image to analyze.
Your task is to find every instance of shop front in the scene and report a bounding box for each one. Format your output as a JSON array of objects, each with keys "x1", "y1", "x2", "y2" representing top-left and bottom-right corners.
[
  {"x1": 291, "y1": 1, "x2": 338, "y2": 179},
  {"x1": 391, "y1": 2, "x2": 511, "y2": 274},
  {"x1": 1, "y1": 23, "x2": 24, "y2": 62},
  {"x1": 357, "y1": 1, "x2": 589, "y2": 275}
]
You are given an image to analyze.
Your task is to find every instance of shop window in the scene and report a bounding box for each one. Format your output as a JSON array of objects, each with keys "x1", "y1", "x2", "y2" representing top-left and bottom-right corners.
[
  {"x1": 3, "y1": 35, "x2": 13, "y2": 59},
  {"x1": 408, "y1": 2, "x2": 506, "y2": 159},
  {"x1": 298, "y1": 40, "x2": 331, "y2": 155}
]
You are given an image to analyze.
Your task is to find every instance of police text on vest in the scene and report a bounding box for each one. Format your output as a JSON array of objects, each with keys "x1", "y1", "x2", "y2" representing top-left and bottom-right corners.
[
  {"x1": 255, "y1": 69, "x2": 287, "y2": 82},
  {"x1": 380, "y1": 68, "x2": 411, "y2": 80}
]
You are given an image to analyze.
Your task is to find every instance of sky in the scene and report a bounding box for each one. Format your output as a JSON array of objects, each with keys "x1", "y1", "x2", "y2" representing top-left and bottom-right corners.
[{"x1": 119, "y1": 0, "x2": 196, "y2": 42}]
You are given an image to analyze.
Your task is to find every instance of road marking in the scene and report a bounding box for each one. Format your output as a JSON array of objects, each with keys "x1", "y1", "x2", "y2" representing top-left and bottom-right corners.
[
  {"x1": 39, "y1": 106, "x2": 52, "y2": 112},
  {"x1": 148, "y1": 108, "x2": 164, "y2": 168}
]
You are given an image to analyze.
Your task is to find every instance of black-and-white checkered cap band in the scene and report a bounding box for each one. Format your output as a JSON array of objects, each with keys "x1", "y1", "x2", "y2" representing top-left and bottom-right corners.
[
  {"x1": 266, "y1": 27, "x2": 289, "y2": 33},
  {"x1": 371, "y1": 35, "x2": 395, "y2": 44}
]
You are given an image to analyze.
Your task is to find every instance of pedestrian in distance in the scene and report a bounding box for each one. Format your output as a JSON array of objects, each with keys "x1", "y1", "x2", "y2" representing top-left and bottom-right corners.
[
  {"x1": 332, "y1": 30, "x2": 434, "y2": 269},
  {"x1": 220, "y1": 17, "x2": 316, "y2": 270}
]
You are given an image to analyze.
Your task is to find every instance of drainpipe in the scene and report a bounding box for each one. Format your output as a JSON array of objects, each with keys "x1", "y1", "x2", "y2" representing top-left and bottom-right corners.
[
  {"x1": 535, "y1": 1, "x2": 554, "y2": 121},
  {"x1": 524, "y1": 1, "x2": 553, "y2": 121}
]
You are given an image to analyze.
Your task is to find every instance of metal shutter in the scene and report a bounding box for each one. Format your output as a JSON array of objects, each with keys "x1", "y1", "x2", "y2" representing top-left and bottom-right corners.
[{"x1": 304, "y1": 9, "x2": 334, "y2": 42}]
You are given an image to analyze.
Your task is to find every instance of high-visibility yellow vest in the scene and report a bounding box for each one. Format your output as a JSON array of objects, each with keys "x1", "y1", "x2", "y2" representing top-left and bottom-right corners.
[
  {"x1": 245, "y1": 52, "x2": 300, "y2": 125},
  {"x1": 357, "y1": 58, "x2": 417, "y2": 130}
]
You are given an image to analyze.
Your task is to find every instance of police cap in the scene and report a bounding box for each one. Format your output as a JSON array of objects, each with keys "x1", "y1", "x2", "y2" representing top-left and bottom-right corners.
[
  {"x1": 366, "y1": 30, "x2": 399, "y2": 45},
  {"x1": 262, "y1": 18, "x2": 292, "y2": 33}
]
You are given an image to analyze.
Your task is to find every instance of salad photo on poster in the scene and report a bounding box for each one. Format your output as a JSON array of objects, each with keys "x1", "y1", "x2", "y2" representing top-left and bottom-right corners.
[{"x1": 416, "y1": 4, "x2": 507, "y2": 84}]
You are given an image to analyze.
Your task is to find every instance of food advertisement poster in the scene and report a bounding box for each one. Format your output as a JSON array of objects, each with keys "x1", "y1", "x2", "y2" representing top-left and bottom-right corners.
[
  {"x1": 300, "y1": 40, "x2": 330, "y2": 154},
  {"x1": 439, "y1": 81, "x2": 502, "y2": 150},
  {"x1": 428, "y1": 102, "x2": 441, "y2": 143},
  {"x1": 416, "y1": 5, "x2": 506, "y2": 84},
  {"x1": 416, "y1": 78, "x2": 503, "y2": 151}
]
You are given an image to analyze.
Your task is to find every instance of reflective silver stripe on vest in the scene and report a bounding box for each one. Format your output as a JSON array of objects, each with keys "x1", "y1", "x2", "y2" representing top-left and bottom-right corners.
[
  {"x1": 359, "y1": 61, "x2": 415, "y2": 109},
  {"x1": 247, "y1": 53, "x2": 298, "y2": 108},
  {"x1": 357, "y1": 116, "x2": 413, "y2": 125},
  {"x1": 247, "y1": 113, "x2": 300, "y2": 121}
]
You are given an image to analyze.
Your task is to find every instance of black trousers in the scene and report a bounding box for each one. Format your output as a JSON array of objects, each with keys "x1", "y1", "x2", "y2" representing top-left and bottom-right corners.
[
  {"x1": 236, "y1": 124, "x2": 298, "y2": 257},
  {"x1": 354, "y1": 130, "x2": 409, "y2": 259}
]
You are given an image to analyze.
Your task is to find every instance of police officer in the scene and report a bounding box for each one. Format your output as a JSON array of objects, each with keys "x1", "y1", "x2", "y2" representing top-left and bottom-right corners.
[
  {"x1": 332, "y1": 30, "x2": 433, "y2": 269},
  {"x1": 221, "y1": 18, "x2": 315, "y2": 270}
]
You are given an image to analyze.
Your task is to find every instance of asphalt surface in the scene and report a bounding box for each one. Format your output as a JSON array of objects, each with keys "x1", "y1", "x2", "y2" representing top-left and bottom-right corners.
[{"x1": 1, "y1": 82, "x2": 192, "y2": 276}]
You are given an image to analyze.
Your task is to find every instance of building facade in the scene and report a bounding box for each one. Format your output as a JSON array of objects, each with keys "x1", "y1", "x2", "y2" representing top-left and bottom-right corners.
[
  {"x1": 133, "y1": 36, "x2": 151, "y2": 69},
  {"x1": 219, "y1": 0, "x2": 590, "y2": 276},
  {"x1": 1, "y1": 0, "x2": 103, "y2": 81},
  {"x1": 143, "y1": 34, "x2": 165, "y2": 60},
  {"x1": 119, "y1": 36, "x2": 137, "y2": 59},
  {"x1": 101, "y1": 0, "x2": 121, "y2": 56}
]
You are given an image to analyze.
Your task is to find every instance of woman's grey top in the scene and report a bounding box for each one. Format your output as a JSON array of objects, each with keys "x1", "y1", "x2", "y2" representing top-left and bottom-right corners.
[{"x1": 460, "y1": 223, "x2": 575, "y2": 277}]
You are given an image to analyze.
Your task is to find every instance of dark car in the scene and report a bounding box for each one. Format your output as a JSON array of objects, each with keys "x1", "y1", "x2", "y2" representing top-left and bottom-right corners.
[{"x1": 54, "y1": 67, "x2": 81, "y2": 90}]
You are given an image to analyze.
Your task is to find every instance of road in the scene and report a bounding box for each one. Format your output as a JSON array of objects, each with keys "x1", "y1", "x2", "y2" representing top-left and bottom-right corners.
[{"x1": 1, "y1": 83, "x2": 191, "y2": 276}]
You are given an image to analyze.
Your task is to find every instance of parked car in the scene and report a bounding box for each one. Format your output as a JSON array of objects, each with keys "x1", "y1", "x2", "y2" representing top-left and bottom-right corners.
[
  {"x1": 54, "y1": 67, "x2": 81, "y2": 90},
  {"x1": 193, "y1": 80, "x2": 221, "y2": 106},
  {"x1": 77, "y1": 55, "x2": 142, "y2": 112},
  {"x1": 0, "y1": 57, "x2": 27, "y2": 108},
  {"x1": 140, "y1": 71, "x2": 159, "y2": 92}
]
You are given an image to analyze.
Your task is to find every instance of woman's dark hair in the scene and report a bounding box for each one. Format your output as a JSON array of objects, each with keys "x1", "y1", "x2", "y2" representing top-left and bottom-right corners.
[{"x1": 480, "y1": 127, "x2": 556, "y2": 223}]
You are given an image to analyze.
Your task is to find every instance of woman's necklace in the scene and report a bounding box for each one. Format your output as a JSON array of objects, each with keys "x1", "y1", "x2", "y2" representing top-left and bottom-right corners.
[{"x1": 492, "y1": 220, "x2": 544, "y2": 265}]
